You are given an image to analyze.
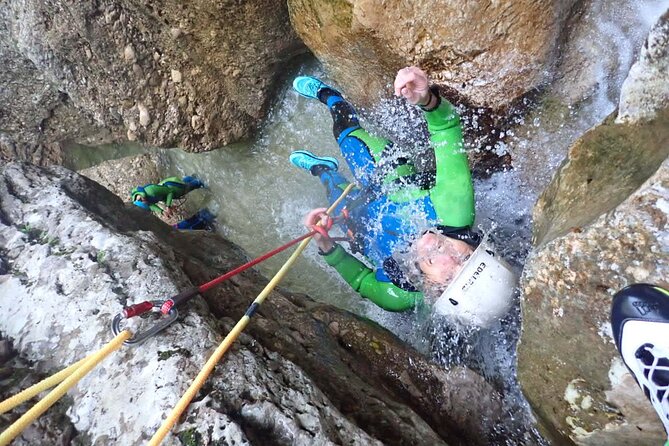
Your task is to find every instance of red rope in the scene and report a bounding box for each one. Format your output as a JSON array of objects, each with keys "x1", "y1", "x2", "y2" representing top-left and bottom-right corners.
[
  {"x1": 135, "y1": 214, "x2": 353, "y2": 316},
  {"x1": 198, "y1": 229, "x2": 317, "y2": 293}
]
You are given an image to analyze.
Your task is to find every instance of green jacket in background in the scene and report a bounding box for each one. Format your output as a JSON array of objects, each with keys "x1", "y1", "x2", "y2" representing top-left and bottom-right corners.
[{"x1": 131, "y1": 176, "x2": 199, "y2": 214}]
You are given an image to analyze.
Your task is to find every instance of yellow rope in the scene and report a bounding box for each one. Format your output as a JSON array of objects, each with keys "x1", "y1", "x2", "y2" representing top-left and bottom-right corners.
[
  {"x1": 0, "y1": 330, "x2": 132, "y2": 446},
  {"x1": 0, "y1": 356, "x2": 91, "y2": 415},
  {"x1": 149, "y1": 184, "x2": 355, "y2": 446}
]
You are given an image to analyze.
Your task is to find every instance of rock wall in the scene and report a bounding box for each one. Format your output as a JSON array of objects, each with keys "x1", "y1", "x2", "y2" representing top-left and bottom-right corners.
[
  {"x1": 0, "y1": 161, "x2": 509, "y2": 445},
  {"x1": 80, "y1": 153, "x2": 167, "y2": 201},
  {"x1": 517, "y1": 11, "x2": 669, "y2": 445},
  {"x1": 617, "y1": 11, "x2": 669, "y2": 124},
  {"x1": 0, "y1": 0, "x2": 305, "y2": 164},
  {"x1": 533, "y1": 10, "x2": 669, "y2": 247},
  {"x1": 519, "y1": 158, "x2": 668, "y2": 445},
  {"x1": 531, "y1": 108, "x2": 669, "y2": 246},
  {"x1": 287, "y1": 0, "x2": 580, "y2": 110}
]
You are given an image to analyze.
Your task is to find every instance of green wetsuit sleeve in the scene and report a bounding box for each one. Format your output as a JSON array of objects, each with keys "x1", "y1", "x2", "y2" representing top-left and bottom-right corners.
[
  {"x1": 322, "y1": 244, "x2": 422, "y2": 311},
  {"x1": 423, "y1": 98, "x2": 475, "y2": 228},
  {"x1": 143, "y1": 184, "x2": 171, "y2": 202},
  {"x1": 165, "y1": 192, "x2": 174, "y2": 207},
  {"x1": 159, "y1": 177, "x2": 188, "y2": 203},
  {"x1": 149, "y1": 204, "x2": 163, "y2": 214}
]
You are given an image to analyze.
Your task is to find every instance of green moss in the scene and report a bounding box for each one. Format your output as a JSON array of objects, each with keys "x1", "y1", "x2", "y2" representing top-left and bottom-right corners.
[
  {"x1": 539, "y1": 96, "x2": 572, "y2": 122},
  {"x1": 11, "y1": 268, "x2": 30, "y2": 286},
  {"x1": 96, "y1": 250, "x2": 106, "y2": 264},
  {"x1": 53, "y1": 247, "x2": 76, "y2": 256},
  {"x1": 18, "y1": 223, "x2": 60, "y2": 246},
  {"x1": 157, "y1": 348, "x2": 192, "y2": 361},
  {"x1": 178, "y1": 428, "x2": 202, "y2": 446}
]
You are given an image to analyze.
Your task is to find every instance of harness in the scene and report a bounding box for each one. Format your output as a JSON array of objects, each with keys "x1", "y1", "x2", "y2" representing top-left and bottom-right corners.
[{"x1": 336, "y1": 178, "x2": 481, "y2": 292}]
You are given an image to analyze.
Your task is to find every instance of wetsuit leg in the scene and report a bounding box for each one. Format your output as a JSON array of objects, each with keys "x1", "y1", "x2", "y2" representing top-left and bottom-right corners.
[
  {"x1": 317, "y1": 89, "x2": 396, "y2": 188},
  {"x1": 318, "y1": 169, "x2": 359, "y2": 215},
  {"x1": 317, "y1": 168, "x2": 367, "y2": 252},
  {"x1": 175, "y1": 214, "x2": 200, "y2": 230},
  {"x1": 162, "y1": 177, "x2": 203, "y2": 201},
  {"x1": 161, "y1": 180, "x2": 188, "y2": 194}
]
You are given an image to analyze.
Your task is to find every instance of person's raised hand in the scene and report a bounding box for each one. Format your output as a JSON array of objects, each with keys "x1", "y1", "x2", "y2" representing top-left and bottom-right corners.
[
  {"x1": 304, "y1": 207, "x2": 334, "y2": 252},
  {"x1": 393, "y1": 66, "x2": 432, "y2": 106}
]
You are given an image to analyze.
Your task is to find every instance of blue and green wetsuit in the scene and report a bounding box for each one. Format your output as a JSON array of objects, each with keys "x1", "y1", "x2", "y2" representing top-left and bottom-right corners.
[
  {"x1": 131, "y1": 176, "x2": 203, "y2": 214},
  {"x1": 313, "y1": 88, "x2": 476, "y2": 311}
]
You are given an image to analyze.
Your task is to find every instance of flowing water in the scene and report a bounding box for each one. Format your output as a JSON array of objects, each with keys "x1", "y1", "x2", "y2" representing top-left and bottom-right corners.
[{"x1": 63, "y1": 1, "x2": 668, "y2": 443}]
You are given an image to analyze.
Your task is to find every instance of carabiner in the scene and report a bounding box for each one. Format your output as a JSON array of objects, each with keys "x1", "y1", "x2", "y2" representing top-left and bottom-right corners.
[{"x1": 111, "y1": 300, "x2": 178, "y2": 346}]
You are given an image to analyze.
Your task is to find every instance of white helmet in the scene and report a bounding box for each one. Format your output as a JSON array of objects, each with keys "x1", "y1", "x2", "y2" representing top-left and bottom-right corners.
[{"x1": 432, "y1": 240, "x2": 517, "y2": 328}]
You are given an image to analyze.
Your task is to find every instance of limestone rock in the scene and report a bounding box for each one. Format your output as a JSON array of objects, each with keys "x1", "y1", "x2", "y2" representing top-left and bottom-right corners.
[
  {"x1": 287, "y1": 0, "x2": 578, "y2": 110},
  {"x1": 0, "y1": 339, "x2": 78, "y2": 444},
  {"x1": 0, "y1": 0, "x2": 306, "y2": 163},
  {"x1": 532, "y1": 109, "x2": 669, "y2": 246},
  {"x1": 79, "y1": 153, "x2": 165, "y2": 201},
  {"x1": 137, "y1": 103, "x2": 151, "y2": 127},
  {"x1": 518, "y1": 158, "x2": 668, "y2": 445},
  {"x1": 0, "y1": 162, "x2": 381, "y2": 445},
  {"x1": 617, "y1": 10, "x2": 669, "y2": 124},
  {"x1": 548, "y1": 2, "x2": 661, "y2": 108},
  {"x1": 532, "y1": 9, "x2": 669, "y2": 245},
  {"x1": 517, "y1": 13, "x2": 669, "y2": 443}
]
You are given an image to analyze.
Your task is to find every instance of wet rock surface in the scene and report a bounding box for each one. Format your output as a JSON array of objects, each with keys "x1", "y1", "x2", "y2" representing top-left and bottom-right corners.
[
  {"x1": 531, "y1": 108, "x2": 669, "y2": 246},
  {"x1": 532, "y1": 11, "x2": 669, "y2": 246},
  {"x1": 0, "y1": 0, "x2": 305, "y2": 164},
  {"x1": 517, "y1": 12, "x2": 669, "y2": 445},
  {"x1": 519, "y1": 158, "x2": 668, "y2": 445},
  {"x1": 0, "y1": 161, "x2": 509, "y2": 445},
  {"x1": 288, "y1": 0, "x2": 579, "y2": 111},
  {"x1": 617, "y1": 11, "x2": 669, "y2": 124}
]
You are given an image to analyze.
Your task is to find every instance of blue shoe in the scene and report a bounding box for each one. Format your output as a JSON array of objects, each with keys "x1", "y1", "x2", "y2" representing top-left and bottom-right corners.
[
  {"x1": 196, "y1": 208, "x2": 216, "y2": 223},
  {"x1": 611, "y1": 284, "x2": 669, "y2": 437},
  {"x1": 292, "y1": 76, "x2": 332, "y2": 100},
  {"x1": 183, "y1": 175, "x2": 205, "y2": 189},
  {"x1": 289, "y1": 150, "x2": 338, "y2": 173}
]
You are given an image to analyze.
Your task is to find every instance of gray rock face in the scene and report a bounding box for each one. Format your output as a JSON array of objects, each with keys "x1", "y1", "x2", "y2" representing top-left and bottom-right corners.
[
  {"x1": 518, "y1": 159, "x2": 668, "y2": 445},
  {"x1": 531, "y1": 7, "x2": 669, "y2": 246},
  {"x1": 288, "y1": 0, "x2": 578, "y2": 110},
  {"x1": 0, "y1": 0, "x2": 305, "y2": 164},
  {"x1": 0, "y1": 161, "x2": 509, "y2": 445},
  {"x1": 80, "y1": 153, "x2": 167, "y2": 202},
  {"x1": 531, "y1": 108, "x2": 669, "y2": 246},
  {"x1": 548, "y1": 2, "x2": 662, "y2": 108},
  {"x1": 517, "y1": 11, "x2": 669, "y2": 445},
  {"x1": 617, "y1": 10, "x2": 669, "y2": 124},
  {"x1": 0, "y1": 162, "x2": 377, "y2": 445}
]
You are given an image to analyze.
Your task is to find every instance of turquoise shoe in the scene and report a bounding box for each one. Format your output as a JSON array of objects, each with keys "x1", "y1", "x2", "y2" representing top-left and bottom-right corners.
[
  {"x1": 292, "y1": 76, "x2": 332, "y2": 100},
  {"x1": 289, "y1": 150, "x2": 339, "y2": 172}
]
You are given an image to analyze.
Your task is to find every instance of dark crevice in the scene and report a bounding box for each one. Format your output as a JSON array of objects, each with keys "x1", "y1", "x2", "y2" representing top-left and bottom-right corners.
[{"x1": 3, "y1": 175, "x2": 29, "y2": 204}]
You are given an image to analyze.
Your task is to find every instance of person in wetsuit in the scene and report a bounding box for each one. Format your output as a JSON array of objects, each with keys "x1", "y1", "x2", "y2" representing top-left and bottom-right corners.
[
  {"x1": 131, "y1": 176, "x2": 204, "y2": 218},
  {"x1": 290, "y1": 66, "x2": 479, "y2": 311}
]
